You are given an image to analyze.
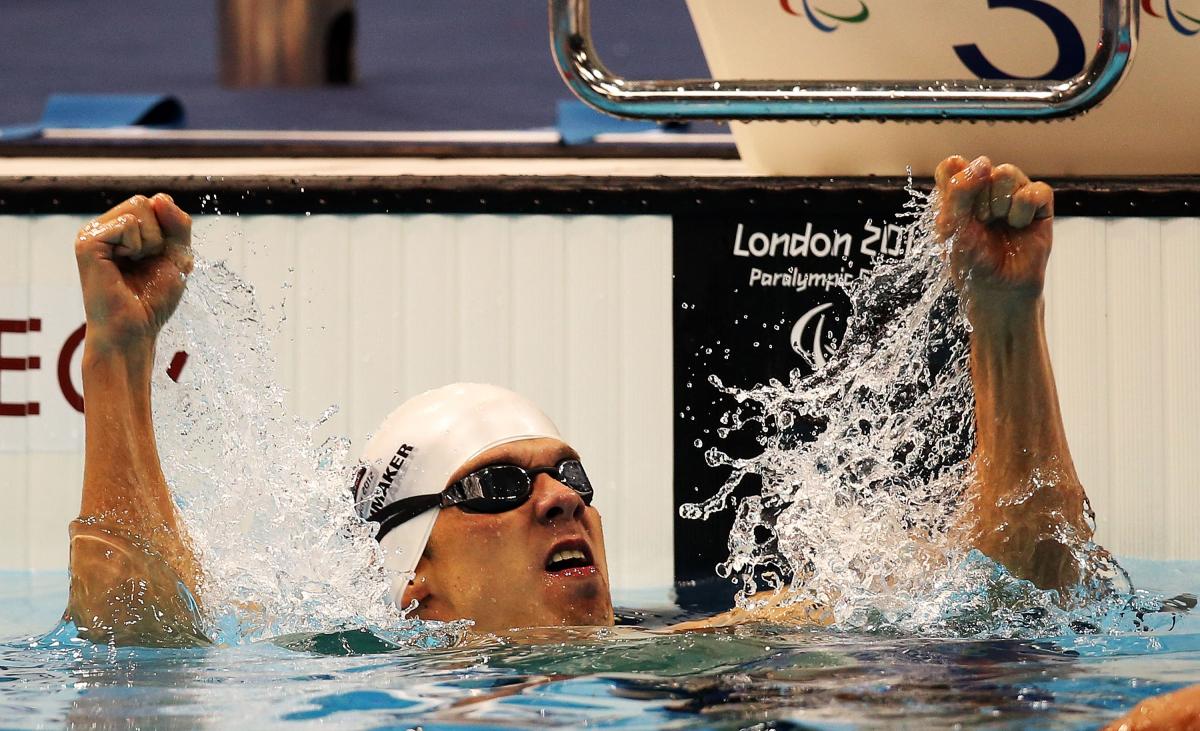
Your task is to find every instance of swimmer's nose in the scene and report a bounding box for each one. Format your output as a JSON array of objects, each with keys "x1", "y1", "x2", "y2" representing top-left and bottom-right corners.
[{"x1": 532, "y1": 475, "x2": 586, "y2": 524}]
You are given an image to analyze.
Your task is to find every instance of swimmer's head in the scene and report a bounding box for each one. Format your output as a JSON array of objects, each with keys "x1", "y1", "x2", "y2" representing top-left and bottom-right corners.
[{"x1": 354, "y1": 383, "x2": 613, "y2": 631}]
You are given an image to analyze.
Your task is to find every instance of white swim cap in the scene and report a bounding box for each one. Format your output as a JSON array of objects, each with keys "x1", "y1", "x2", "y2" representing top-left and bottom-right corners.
[{"x1": 352, "y1": 383, "x2": 561, "y2": 608}]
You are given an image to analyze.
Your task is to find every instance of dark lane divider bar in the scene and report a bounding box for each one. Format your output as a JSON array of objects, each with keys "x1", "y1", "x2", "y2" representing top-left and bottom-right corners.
[{"x1": 0, "y1": 176, "x2": 1197, "y2": 217}]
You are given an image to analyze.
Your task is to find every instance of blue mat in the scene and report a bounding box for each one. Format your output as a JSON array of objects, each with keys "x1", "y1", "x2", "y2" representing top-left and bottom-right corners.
[{"x1": 0, "y1": 93, "x2": 185, "y2": 141}]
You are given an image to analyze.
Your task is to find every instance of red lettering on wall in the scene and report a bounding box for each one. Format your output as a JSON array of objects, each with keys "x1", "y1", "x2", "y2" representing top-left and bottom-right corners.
[
  {"x1": 4, "y1": 317, "x2": 191, "y2": 416},
  {"x1": 58, "y1": 324, "x2": 86, "y2": 414},
  {"x1": 55, "y1": 324, "x2": 189, "y2": 413},
  {"x1": 167, "y1": 351, "x2": 188, "y2": 383},
  {"x1": 0, "y1": 318, "x2": 42, "y2": 416}
]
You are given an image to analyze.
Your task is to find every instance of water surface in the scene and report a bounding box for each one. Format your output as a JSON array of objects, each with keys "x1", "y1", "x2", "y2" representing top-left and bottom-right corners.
[{"x1": 3, "y1": 568, "x2": 1198, "y2": 729}]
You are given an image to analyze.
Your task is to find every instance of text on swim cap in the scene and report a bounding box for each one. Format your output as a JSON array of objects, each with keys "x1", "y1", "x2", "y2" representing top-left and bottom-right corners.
[{"x1": 371, "y1": 443, "x2": 415, "y2": 517}]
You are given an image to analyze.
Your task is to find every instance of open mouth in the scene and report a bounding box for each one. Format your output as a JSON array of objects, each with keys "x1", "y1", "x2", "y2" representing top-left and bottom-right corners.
[{"x1": 544, "y1": 539, "x2": 596, "y2": 576}]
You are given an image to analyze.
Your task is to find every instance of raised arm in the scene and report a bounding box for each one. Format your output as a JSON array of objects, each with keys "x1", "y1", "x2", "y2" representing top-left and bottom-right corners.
[
  {"x1": 935, "y1": 155, "x2": 1092, "y2": 592},
  {"x1": 65, "y1": 194, "x2": 209, "y2": 646}
]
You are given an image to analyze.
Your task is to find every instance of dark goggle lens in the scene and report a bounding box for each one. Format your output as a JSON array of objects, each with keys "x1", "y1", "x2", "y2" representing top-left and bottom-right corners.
[
  {"x1": 461, "y1": 465, "x2": 532, "y2": 512},
  {"x1": 456, "y1": 460, "x2": 595, "y2": 512},
  {"x1": 556, "y1": 459, "x2": 594, "y2": 503}
]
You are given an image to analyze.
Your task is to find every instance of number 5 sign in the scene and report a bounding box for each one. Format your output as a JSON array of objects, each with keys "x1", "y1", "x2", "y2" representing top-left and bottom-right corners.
[
  {"x1": 690, "y1": 0, "x2": 1200, "y2": 174},
  {"x1": 957, "y1": 1, "x2": 1194, "y2": 76},
  {"x1": 953, "y1": 0, "x2": 1087, "y2": 79}
]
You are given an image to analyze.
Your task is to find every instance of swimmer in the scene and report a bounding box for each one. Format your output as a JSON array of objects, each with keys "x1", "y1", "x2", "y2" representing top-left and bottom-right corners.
[{"x1": 64, "y1": 156, "x2": 1094, "y2": 645}]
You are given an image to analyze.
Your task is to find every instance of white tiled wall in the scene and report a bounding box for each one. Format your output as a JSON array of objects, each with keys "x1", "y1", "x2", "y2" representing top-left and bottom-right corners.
[
  {"x1": 1, "y1": 212, "x2": 1198, "y2": 585},
  {"x1": 0, "y1": 213, "x2": 675, "y2": 591},
  {"x1": 1046, "y1": 217, "x2": 1200, "y2": 562}
]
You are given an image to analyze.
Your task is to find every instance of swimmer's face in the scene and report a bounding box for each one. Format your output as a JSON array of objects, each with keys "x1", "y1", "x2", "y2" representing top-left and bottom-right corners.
[{"x1": 401, "y1": 437, "x2": 614, "y2": 632}]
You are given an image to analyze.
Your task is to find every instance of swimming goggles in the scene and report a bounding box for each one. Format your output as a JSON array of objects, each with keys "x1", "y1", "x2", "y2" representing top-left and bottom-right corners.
[{"x1": 373, "y1": 459, "x2": 594, "y2": 541}]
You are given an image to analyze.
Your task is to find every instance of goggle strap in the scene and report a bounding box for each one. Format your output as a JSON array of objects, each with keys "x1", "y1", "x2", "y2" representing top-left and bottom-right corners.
[{"x1": 372, "y1": 493, "x2": 442, "y2": 542}]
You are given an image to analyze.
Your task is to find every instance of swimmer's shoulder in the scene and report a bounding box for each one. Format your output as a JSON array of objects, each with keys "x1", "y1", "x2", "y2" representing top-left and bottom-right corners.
[
  {"x1": 66, "y1": 521, "x2": 210, "y2": 647},
  {"x1": 666, "y1": 592, "x2": 834, "y2": 632}
]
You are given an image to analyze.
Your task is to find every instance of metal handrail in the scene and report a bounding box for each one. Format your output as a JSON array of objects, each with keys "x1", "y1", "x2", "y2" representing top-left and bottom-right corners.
[{"x1": 549, "y1": 0, "x2": 1138, "y2": 121}]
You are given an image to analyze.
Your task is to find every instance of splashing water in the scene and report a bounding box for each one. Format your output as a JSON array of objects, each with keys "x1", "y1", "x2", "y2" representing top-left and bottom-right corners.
[
  {"x1": 682, "y1": 186, "x2": 1156, "y2": 637},
  {"x1": 138, "y1": 204, "x2": 1161, "y2": 645},
  {"x1": 149, "y1": 253, "x2": 420, "y2": 643}
]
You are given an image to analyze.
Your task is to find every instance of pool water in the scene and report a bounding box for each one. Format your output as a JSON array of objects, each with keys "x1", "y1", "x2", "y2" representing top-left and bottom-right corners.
[{"x1": 2, "y1": 562, "x2": 1198, "y2": 730}]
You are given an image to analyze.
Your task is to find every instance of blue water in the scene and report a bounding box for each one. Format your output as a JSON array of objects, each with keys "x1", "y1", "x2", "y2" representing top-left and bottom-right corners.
[{"x1": 2, "y1": 561, "x2": 1199, "y2": 729}]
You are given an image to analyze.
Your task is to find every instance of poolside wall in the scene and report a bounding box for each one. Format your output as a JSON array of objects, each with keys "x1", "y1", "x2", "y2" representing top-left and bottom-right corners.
[
  {"x1": 0, "y1": 212, "x2": 676, "y2": 593},
  {"x1": 2, "y1": 200, "x2": 1198, "y2": 588}
]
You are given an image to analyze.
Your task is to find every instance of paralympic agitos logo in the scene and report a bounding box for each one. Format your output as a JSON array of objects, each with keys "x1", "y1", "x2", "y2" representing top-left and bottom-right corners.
[
  {"x1": 779, "y1": 0, "x2": 869, "y2": 32},
  {"x1": 1144, "y1": 0, "x2": 1200, "y2": 35}
]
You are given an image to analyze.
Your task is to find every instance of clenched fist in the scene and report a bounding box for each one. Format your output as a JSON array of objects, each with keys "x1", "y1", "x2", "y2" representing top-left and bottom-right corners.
[
  {"x1": 75, "y1": 194, "x2": 193, "y2": 347},
  {"x1": 935, "y1": 155, "x2": 1054, "y2": 306}
]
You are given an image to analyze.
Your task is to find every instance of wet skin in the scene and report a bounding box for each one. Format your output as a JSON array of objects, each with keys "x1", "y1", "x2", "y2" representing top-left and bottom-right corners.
[
  {"x1": 1103, "y1": 683, "x2": 1200, "y2": 730},
  {"x1": 401, "y1": 438, "x2": 615, "y2": 633},
  {"x1": 66, "y1": 194, "x2": 207, "y2": 645},
  {"x1": 935, "y1": 155, "x2": 1093, "y2": 591}
]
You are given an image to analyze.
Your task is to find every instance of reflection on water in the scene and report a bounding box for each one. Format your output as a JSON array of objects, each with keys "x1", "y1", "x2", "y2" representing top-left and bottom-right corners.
[{"x1": 4, "y1": 621, "x2": 1199, "y2": 729}]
